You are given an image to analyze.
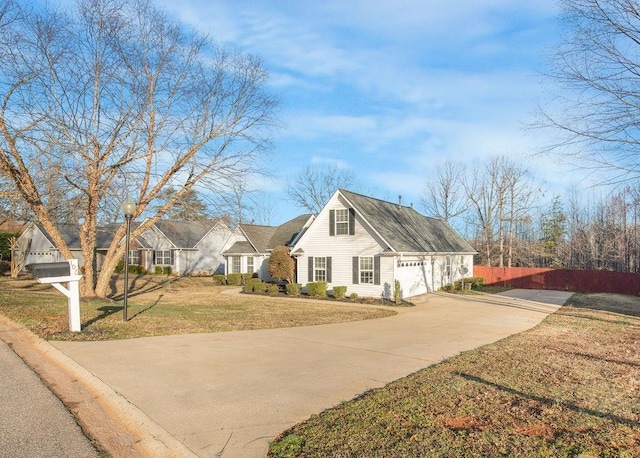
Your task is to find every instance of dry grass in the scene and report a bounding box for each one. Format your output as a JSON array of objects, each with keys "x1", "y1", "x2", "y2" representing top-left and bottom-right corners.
[
  {"x1": 269, "y1": 293, "x2": 640, "y2": 457},
  {"x1": 0, "y1": 276, "x2": 395, "y2": 341}
]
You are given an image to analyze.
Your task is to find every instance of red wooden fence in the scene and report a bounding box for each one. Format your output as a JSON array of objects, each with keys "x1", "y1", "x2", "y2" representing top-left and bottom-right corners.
[{"x1": 473, "y1": 266, "x2": 640, "y2": 296}]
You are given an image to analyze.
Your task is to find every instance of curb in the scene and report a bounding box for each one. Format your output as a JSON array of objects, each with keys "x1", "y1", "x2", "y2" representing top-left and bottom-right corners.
[{"x1": 0, "y1": 315, "x2": 197, "y2": 457}]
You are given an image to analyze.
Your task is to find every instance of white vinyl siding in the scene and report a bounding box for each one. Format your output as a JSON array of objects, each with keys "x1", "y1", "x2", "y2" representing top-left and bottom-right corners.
[
  {"x1": 292, "y1": 191, "x2": 475, "y2": 299},
  {"x1": 298, "y1": 196, "x2": 388, "y2": 296}
]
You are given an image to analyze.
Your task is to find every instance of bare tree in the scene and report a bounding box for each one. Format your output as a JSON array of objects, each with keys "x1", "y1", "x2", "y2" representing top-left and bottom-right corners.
[
  {"x1": 540, "y1": 0, "x2": 640, "y2": 183},
  {"x1": 0, "y1": 0, "x2": 276, "y2": 297},
  {"x1": 463, "y1": 156, "x2": 539, "y2": 267},
  {"x1": 463, "y1": 160, "x2": 498, "y2": 266},
  {"x1": 420, "y1": 160, "x2": 467, "y2": 224},
  {"x1": 287, "y1": 165, "x2": 356, "y2": 214}
]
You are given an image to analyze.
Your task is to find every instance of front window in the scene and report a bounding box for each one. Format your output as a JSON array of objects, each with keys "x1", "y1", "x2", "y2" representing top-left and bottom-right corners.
[
  {"x1": 247, "y1": 256, "x2": 254, "y2": 273},
  {"x1": 314, "y1": 257, "x2": 326, "y2": 282},
  {"x1": 155, "y1": 250, "x2": 172, "y2": 265},
  {"x1": 446, "y1": 256, "x2": 451, "y2": 277},
  {"x1": 335, "y1": 209, "x2": 349, "y2": 235},
  {"x1": 359, "y1": 256, "x2": 374, "y2": 284},
  {"x1": 231, "y1": 256, "x2": 241, "y2": 273},
  {"x1": 128, "y1": 250, "x2": 140, "y2": 265}
]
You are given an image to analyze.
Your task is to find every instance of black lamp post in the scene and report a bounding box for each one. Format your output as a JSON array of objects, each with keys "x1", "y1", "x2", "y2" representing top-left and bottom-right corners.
[{"x1": 123, "y1": 198, "x2": 136, "y2": 322}]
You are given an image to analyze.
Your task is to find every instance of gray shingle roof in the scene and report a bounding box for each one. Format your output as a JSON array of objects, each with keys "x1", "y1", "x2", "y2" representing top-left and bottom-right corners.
[
  {"x1": 223, "y1": 241, "x2": 256, "y2": 254},
  {"x1": 238, "y1": 214, "x2": 313, "y2": 254},
  {"x1": 340, "y1": 189, "x2": 476, "y2": 254},
  {"x1": 36, "y1": 223, "x2": 81, "y2": 249},
  {"x1": 35, "y1": 219, "x2": 225, "y2": 251},
  {"x1": 153, "y1": 220, "x2": 221, "y2": 249}
]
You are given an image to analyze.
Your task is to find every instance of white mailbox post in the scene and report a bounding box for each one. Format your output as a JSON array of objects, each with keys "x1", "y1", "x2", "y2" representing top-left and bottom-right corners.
[{"x1": 31, "y1": 259, "x2": 83, "y2": 332}]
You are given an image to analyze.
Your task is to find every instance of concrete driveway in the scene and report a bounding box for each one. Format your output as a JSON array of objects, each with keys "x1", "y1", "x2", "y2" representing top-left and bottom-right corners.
[{"x1": 52, "y1": 289, "x2": 571, "y2": 457}]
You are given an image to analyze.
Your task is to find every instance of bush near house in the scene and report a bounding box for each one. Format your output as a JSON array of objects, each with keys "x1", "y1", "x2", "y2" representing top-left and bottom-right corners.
[
  {"x1": 266, "y1": 283, "x2": 280, "y2": 294},
  {"x1": 244, "y1": 278, "x2": 265, "y2": 293},
  {"x1": 226, "y1": 273, "x2": 242, "y2": 285},
  {"x1": 154, "y1": 266, "x2": 172, "y2": 275},
  {"x1": 286, "y1": 283, "x2": 302, "y2": 295},
  {"x1": 332, "y1": 286, "x2": 347, "y2": 299},
  {"x1": 306, "y1": 282, "x2": 327, "y2": 297},
  {"x1": 268, "y1": 246, "x2": 295, "y2": 284},
  {"x1": 453, "y1": 276, "x2": 486, "y2": 290},
  {"x1": 212, "y1": 274, "x2": 226, "y2": 285},
  {"x1": 0, "y1": 260, "x2": 10, "y2": 275},
  {"x1": 114, "y1": 260, "x2": 145, "y2": 275}
]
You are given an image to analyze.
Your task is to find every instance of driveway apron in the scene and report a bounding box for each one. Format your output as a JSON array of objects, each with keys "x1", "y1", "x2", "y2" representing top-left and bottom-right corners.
[{"x1": 52, "y1": 290, "x2": 571, "y2": 457}]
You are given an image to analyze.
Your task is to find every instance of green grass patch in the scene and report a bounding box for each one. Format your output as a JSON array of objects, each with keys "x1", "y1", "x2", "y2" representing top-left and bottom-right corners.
[
  {"x1": 0, "y1": 277, "x2": 395, "y2": 341},
  {"x1": 269, "y1": 293, "x2": 640, "y2": 457}
]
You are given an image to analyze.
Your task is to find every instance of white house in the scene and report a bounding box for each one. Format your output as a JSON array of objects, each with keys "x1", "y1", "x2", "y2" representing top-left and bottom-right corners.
[
  {"x1": 221, "y1": 214, "x2": 314, "y2": 280},
  {"x1": 290, "y1": 189, "x2": 476, "y2": 299}
]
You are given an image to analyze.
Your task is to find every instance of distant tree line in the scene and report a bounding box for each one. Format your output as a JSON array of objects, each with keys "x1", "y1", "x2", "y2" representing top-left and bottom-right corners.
[{"x1": 422, "y1": 157, "x2": 640, "y2": 273}]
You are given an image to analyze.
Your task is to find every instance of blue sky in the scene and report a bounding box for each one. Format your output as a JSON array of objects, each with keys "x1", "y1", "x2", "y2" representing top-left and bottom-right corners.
[{"x1": 156, "y1": 0, "x2": 574, "y2": 224}]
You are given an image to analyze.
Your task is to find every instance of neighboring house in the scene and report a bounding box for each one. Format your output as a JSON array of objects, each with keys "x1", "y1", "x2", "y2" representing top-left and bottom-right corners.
[
  {"x1": 18, "y1": 219, "x2": 232, "y2": 275},
  {"x1": 20, "y1": 222, "x2": 91, "y2": 267},
  {"x1": 222, "y1": 214, "x2": 314, "y2": 281},
  {"x1": 290, "y1": 189, "x2": 476, "y2": 299},
  {"x1": 135, "y1": 219, "x2": 231, "y2": 275}
]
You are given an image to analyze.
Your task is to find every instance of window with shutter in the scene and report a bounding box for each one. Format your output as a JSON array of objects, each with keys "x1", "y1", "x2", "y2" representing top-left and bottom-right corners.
[
  {"x1": 374, "y1": 256, "x2": 380, "y2": 285},
  {"x1": 330, "y1": 208, "x2": 354, "y2": 236},
  {"x1": 352, "y1": 257, "x2": 359, "y2": 284},
  {"x1": 314, "y1": 257, "x2": 326, "y2": 282},
  {"x1": 359, "y1": 256, "x2": 374, "y2": 284},
  {"x1": 329, "y1": 210, "x2": 335, "y2": 236}
]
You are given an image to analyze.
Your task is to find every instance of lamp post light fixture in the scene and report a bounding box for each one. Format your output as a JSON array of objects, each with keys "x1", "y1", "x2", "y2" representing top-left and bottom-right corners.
[{"x1": 123, "y1": 198, "x2": 136, "y2": 322}]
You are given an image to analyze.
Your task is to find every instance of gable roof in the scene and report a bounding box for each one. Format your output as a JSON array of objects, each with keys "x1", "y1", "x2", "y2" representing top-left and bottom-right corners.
[
  {"x1": 31, "y1": 219, "x2": 227, "y2": 252},
  {"x1": 149, "y1": 219, "x2": 224, "y2": 249},
  {"x1": 339, "y1": 189, "x2": 476, "y2": 254},
  {"x1": 225, "y1": 214, "x2": 314, "y2": 255},
  {"x1": 35, "y1": 223, "x2": 82, "y2": 250}
]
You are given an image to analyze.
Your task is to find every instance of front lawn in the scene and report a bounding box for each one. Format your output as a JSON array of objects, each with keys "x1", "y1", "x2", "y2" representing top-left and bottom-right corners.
[
  {"x1": 269, "y1": 293, "x2": 640, "y2": 457},
  {"x1": 0, "y1": 276, "x2": 395, "y2": 341}
]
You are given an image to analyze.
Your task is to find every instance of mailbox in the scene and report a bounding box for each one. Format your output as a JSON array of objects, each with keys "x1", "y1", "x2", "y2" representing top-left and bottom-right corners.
[
  {"x1": 32, "y1": 262, "x2": 72, "y2": 280},
  {"x1": 30, "y1": 259, "x2": 83, "y2": 332}
]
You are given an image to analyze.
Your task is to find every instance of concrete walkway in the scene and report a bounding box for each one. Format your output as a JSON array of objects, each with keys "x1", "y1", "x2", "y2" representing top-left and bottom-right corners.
[{"x1": 50, "y1": 289, "x2": 572, "y2": 457}]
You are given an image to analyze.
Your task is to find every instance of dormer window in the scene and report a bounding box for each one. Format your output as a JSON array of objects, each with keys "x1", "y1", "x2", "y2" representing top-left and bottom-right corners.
[
  {"x1": 329, "y1": 208, "x2": 355, "y2": 236},
  {"x1": 335, "y1": 209, "x2": 349, "y2": 235}
]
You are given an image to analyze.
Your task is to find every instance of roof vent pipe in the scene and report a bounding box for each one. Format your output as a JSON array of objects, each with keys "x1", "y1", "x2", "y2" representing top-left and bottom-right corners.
[{"x1": 398, "y1": 195, "x2": 402, "y2": 209}]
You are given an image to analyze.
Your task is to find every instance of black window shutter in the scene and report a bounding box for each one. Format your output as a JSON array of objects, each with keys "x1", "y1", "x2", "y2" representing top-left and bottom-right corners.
[
  {"x1": 374, "y1": 256, "x2": 380, "y2": 285},
  {"x1": 170, "y1": 250, "x2": 175, "y2": 265},
  {"x1": 308, "y1": 256, "x2": 313, "y2": 282},
  {"x1": 352, "y1": 257, "x2": 359, "y2": 284},
  {"x1": 349, "y1": 208, "x2": 355, "y2": 235},
  {"x1": 329, "y1": 210, "x2": 335, "y2": 236},
  {"x1": 153, "y1": 251, "x2": 157, "y2": 264},
  {"x1": 326, "y1": 257, "x2": 332, "y2": 283}
]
